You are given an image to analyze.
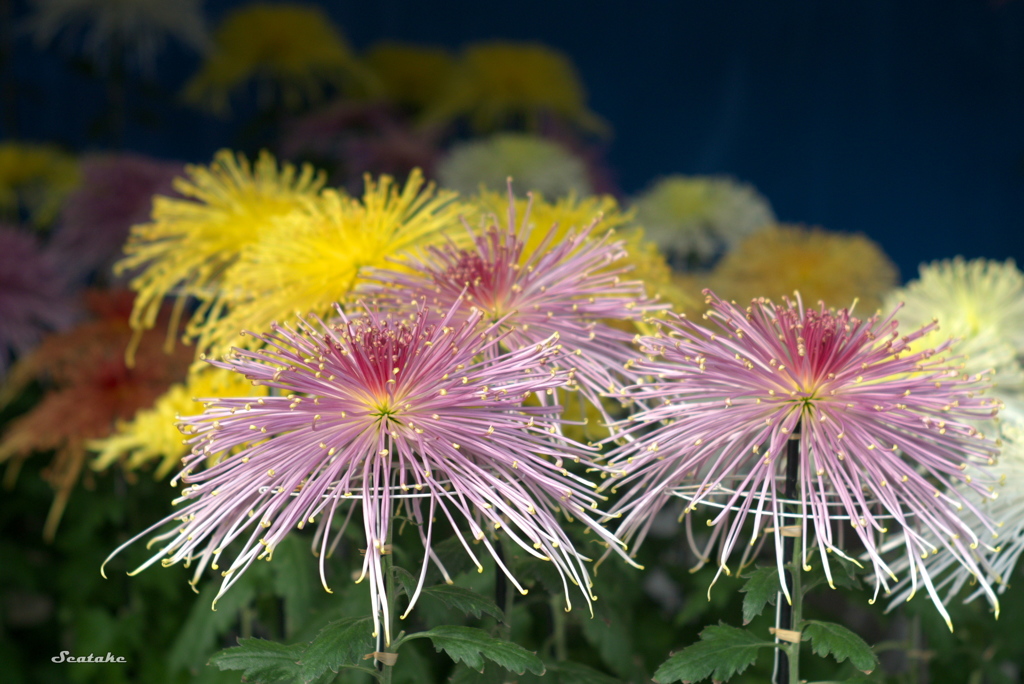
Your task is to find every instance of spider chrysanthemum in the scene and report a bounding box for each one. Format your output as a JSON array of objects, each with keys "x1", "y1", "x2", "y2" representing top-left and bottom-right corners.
[
  {"x1": 198, "y1": 169, "x2": 463, "y2": 358},
  {"x1": 885, "y1": 258, "x2": 1024, "y2": 424},
  {"x1": 115, "y1": 149, "x2": 325, "y2": 358},
  {"x1": 103, "y1": 301, "x2": 624, "y2": 644},
  {"x1": 606, "y1": 290, "x2": 1002, "y2": 627},
  {"x1": 367, "y1": 194, "x2": 663, "y2": 425}
]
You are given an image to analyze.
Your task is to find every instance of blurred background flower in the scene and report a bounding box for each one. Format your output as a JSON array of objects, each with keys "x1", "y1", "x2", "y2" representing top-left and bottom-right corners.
[
  {"x1": 437, "y1": 133, "x2": 592, "y2": 198},
  {"x1": 50, "y1": 153, "x2": 184, "y2": 284},
  {"x1": 630, "y1": 175, "x2": 775, "y2": 269},
  {"x1": 423, "y1": 41, "x2": 607, "y2": 135},
  {"x1": 24, "y1": 0, "x2": 211, "y2": 70},
  {"x1": 183, "y1": 2, "x2": 364, "y2": 114},
  {"x1": 707, "y1": 223, "x2": 899, "y2": 311},
  {"x1": 0, "y1": 141, "x2": 79, "y2": 228},
  {"x1": 0, "y1": 225, "x2": 79, "y2": 378},
  {"x1": 0, "y1": 290, "x2": 192, "y2": 540}
]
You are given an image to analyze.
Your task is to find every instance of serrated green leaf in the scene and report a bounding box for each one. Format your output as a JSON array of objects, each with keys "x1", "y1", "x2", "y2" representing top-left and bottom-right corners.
[
  {"x1": 298, "y1": 615, "x2": 375, "y2": 682},
  {"x1": 208, "y1": 637, "x2": 304, "y2": 684},
  {"x1": 392, "y1": 567, "x2": 419, "y2": 599},
  {"x1": 653, "y1": 624, "x2": 775, "y2": 683},
  {"x1": 421, "y1": 584, "x2": 503, "y2": 621},
  {"x1": 740, "y1": 567, "x2": 781, "y2": 624},
  {"x1": 805, "y1": 555, "x2": 862, "y2": 593},
  {"x1": 802, "y1": 620, "x2": 878, "y2": 674},
  {"x1": 417, "y1": 625, "x2": 545, "y2": 675}
]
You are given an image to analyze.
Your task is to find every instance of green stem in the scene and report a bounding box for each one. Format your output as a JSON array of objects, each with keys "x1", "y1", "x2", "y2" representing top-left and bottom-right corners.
[
  {"x1": 552, "y1": 595, "x2": 568, "y2": 662},
  {"x1": 788, "y1": 539, "x2": 803, "y2": 684},
  {"x1": 380, "y1": 521, "x2": 397, "y2": 683}
]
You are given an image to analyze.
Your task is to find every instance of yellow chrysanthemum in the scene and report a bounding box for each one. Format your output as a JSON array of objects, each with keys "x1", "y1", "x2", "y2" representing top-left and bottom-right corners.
[
  {"x1": 423, "y1": 41, "x2": 607, "y2": 134},
  {"x1": 183, "y1": 3, "x2": 362, "y2": 114},
  {"x1": 708, "y1": 223, "x2": 898, "y2": 311},
  {"x1": 116, "y1": 149, "x2": 326, "y2": 359},
  {"x1": 885, "y1": 258, "x2": 1024, "y2": 423},
  {"x1": 363, "y1": 41, "x2": 455, "y2": 111},
  {"x1": 0, "y1": 141, "x2": 79, "y2": 226},
  {"x1": 199, "y1": 169, "x2": 464, "y2": 357},
  {"x1": 90, "y1": 365, "x2": 267, "y2": 478}
]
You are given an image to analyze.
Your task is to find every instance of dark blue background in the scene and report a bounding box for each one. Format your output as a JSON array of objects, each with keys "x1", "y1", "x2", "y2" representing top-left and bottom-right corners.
[{"x1": 5, "y1": 0, "x2": 1023, "y2": 282}]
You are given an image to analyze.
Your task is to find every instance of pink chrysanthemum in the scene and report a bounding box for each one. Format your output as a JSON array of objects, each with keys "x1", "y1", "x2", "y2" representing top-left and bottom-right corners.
[
  {"x1": 606, "y1": 290, "x2": 1002, "y2": 626},
  {"x1": 366, "y1": 195, "x2": 663, "y2": 427},
  {"x1": 0, "y1": 225, "x2": 78, "y2": 376},
  {"x1": 103, "y1": 300, "x2": 624, "y2": 644},
  {"x1": 51, "y1": 154, "x2": 184, "y2": 283}
]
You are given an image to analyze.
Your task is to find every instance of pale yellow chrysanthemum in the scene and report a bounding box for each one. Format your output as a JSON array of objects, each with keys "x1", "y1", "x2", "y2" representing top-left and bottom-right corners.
[
  {"x1": 630, "y1": 174, "x2": 774, "y2": 265},
  {"x1": 438, "y1": 133, "x2": 592, "y2": 198},
  {"x1": 0, "y1": 141, "x2": 79, "y2": 227},
  {"x1": 115, "y1": 149, "x2": 326, "y2": 359},
  {"x1": 198, "y1": 170, "x2": 464, "y2": 358},
  {"x1": 885, "y1": 258, "x2": 1024, "y2": 423},
  {"x1": 25, "y1": 0, "x2": 210, "y2": 69},
  {"x1": 183, "y1": 3, "x2": 362, "y2": 114},
  {"x1": 362, "y1": 41, "x2": 455, "y2": 111},
  {"x1": 708, "y1": 223, "x2": 899, "y2": 311},
  {"x1": 89, "y1": 365, "x2": 267, "y2": 478},
  {"x1": 423, "y1": 41, "x2": 607, "y2": 134}
]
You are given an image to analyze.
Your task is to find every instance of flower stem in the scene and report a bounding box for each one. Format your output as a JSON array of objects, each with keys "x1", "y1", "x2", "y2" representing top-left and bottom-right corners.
[
  {"x1": 774, "y1": 421, "x2": 802, "y2": 684},
  {"x1": 380, "y1": 521, "x2": 397, "y2": 684},
  {"x1": 495, "y1": 539, "x2": 513, "y2": 640}
]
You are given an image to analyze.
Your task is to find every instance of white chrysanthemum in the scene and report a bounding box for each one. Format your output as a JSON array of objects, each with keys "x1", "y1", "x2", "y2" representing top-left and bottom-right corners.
[
  {"x1": 436, "y1": 133, "x2": 592, "y2": 198},
  {"x1": 886, "y1": 417, "x2": 1024, "y2": 610},
  {"x1": 26, "y1": 0, "x2": 211, "y2": 69},
  {"x1": 885, "y1": 258, "x2": 1024, "y2": 424},
  {"x1": 630, "y1": 175, "x2": 774, "y2": 264}
]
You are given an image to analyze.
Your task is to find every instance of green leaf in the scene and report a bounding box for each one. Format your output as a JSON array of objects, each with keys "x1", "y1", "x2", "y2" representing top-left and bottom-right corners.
[
  {"x1": 653, "y1": 624, "x2": 775, "y2": 683},
  {"x1": 802, "y1": 620, "x2": 878, "y2": 674},
  {"x1": 740, "y1": 567, "x2": 781, "y2": 624},
  {"x1": 298, "y1": 616, "x2": 375, "y2": 682},
  {"x1": 208, "y1": 638, "x2": 304, "y2": 684},
  {"x1": 167, "y1": 571, "x2": 260, "y2": 672},
  {"x1": 420, "y1": 584, "x2": 504, "y2": 621},
  {"x1": 537, "y1": 661, "x2": 624, "y2": 683},
  {"x1": 416, "y1": 625, "x2": 545, "y2": 675},
  {"x1": 804, "y1": 555, "x2": 862, "y2": 593},
  {"x1": 392, "y1": 567, "x2": 419, "y2": 599},
  {"x1": 271, "y1": 535, "x2": 318, "y2": 638}
]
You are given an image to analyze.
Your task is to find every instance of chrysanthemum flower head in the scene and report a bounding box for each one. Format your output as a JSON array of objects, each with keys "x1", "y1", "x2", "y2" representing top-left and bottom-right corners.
[
  {"x1": 90, "y1": 365, "x2": 268, "y2": 478},
  {"x1": 363, "y1": 42, "x2": 455, "y2": 112},
  {"x1": 630, "y1": 175, "x2": 774, "y2": 266},
  {"x1": 116, "y1": 149, "x2": 325, "y2": 360},
  {"x1": 196, "y1": 169, "x2": 463, "y2": 358},
  {"x1": 366, "y1": 191, "x2": 664, "y2": 424},
  {"x1": 437, "y1": 133, "x2": 592, "y2": 198},
  {"x1": 104, "y1": 301, "x2": 625, "y2": 644},
  {"x1": 709, "y1": 223, "x2": 899, "y2": 311},
  {"x1": 423, "y1": 41, "x2": 607, "y2": 134},
  {"x1": 885, "y1": 258, "x2": 1024, "y2": 424},
  {"x1": 607, "y1": 290, "x2": 1002, "y2": 627},
  {"x1": 183, "y1": 2, "x2": 363, "y2": 114},
  {"x1": 51, "y1": 153, "x2": 184, "y2": 283},
  {"x1": 0, "y1": 290, "x2": 191, "y2": 540},
  {"x1": 469, "y1": 190, "x2": 697, "y2": 320},
  {"x1": 25, "y1": 0, "x2": 210, "y2": 70},
  {"x1": 0, "y1": 141, "x2": 80, "y2": 227},
  {"x1": 0, "y1": 225, "x2": 79, "y2": 377}
]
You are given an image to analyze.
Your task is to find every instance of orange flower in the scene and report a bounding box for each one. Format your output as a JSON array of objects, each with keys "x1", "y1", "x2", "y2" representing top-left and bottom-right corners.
[{"x1": 0, "y1": 290, "x2": 192, "y2": 540}]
